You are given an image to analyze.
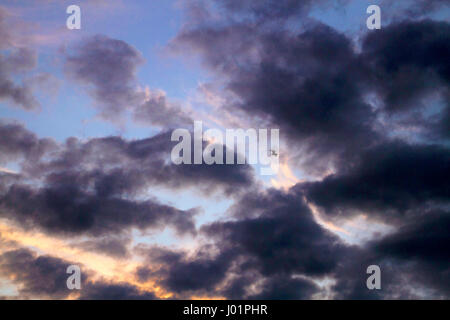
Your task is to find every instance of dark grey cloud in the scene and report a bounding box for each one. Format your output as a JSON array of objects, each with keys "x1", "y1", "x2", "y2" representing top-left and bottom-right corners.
[
  {"x1": 0, "y1": 121, "x2": 56, "y2": 165},
  {"x1": 367, "y1": 210, "x2": 450, "y2": 298},
  {"x1": 0, "y1": 248, "x2": 80, "y2": 299},
  {"x1": 165, "y1": 140, "x2": 256, "y2": 195},
  {"x1": 372, "y1": 211, "x2": 450, "y2": 269},
  {"x1": 331, "y1": 248, "x2": 392, "y2": 299},
  {"x1": 333, "y1": 210, "x2": 450, "y2": 299},
  {"x1": 247, "y1": 275, "x2": 319, "y2": 300},
  {"x1": 0, "y1": 182, "x2": 197, "y2": 237},
  {"x1": 300, "y1": 142, "x2": 450, "y2": 221},
  {"x1": 142, "y1": 246, "x2": 236, "y2": 295},
  {"x1": 65, "y1": 35, "x2": 144, "y2": 118},
  {"x1": 24, "y1": 131, "x2": 254, "y2": 196},
  {"x1": 363, "y1": 20, "x2": 449, "y2": 109},
  {"x1": 203, "y1": 190, "x2": 350, "y2": 278},
  {"x1": 79, "y1": 281, "x2": 156, "y2": 300},
  {"x1": 362, "y1": 19, "x2": 450, "y2": 141}
]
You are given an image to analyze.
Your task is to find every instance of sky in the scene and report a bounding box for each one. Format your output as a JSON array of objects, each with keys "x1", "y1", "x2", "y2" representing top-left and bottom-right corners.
[{"x1": 0, "y1": 0, "x2": 449, "y2": 299}]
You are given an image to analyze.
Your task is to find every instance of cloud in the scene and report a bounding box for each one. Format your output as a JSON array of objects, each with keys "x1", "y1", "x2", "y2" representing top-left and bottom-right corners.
[
  {"x1": 133, "y1": 88, "x2": 192, "y2": 129},
  {"x1": 143, "y1": 246, "x2": 236, "y2": 295},
  {"x1": 0, "y1": 8, "x2": 40, "y2": 110},
  {"x1": 65, "y1": 35, "x2": 194, "y2": 128},
  {"x1": 0, "y1": 248, "x2": 80, "y2": 299},
  {"x1": 65, "y1": 35, "x2": 144, "y2": 119},
  {"x1": 203, "y1": 189, "x2": 350, "y2": 278},
  {"x1": 246, "y1": 275, "x2": 319, "y2": 300},
  {"x1": 1, "y1": 0, "x2": 449, "y2": 300},
  {"x1": 363, "y1": 20, "x2": 449, "y2": 111},
  {"x1": 0, "y1": 121, "x2": 56, "y2": 165},
  {"x1": 79, "y1": 281, "x2": 156, "y2": 300},
  {"x1": 173, "y1": 17, "x2": 450, "y2": 168},
  {"x1": 173, "y1": 21, "x2": 380, "y2": 170},
  {"x1": 333, "y1": 210, "x2": 450, "y2": 299},
  {"x1": 0, "y1": 123, "x2": 255, "y2": 239},
  {"x1": 22, "y1": 130, "x2": 255, "y2": 196},
  {"x1": 300, "y1": 142, "x2": 450, "y2": 221},
  {"x1": 396, "y1": 0, "x2": 450, "y2": 17},
  {"x1": 362, "y1": 19, "x2": 450, "y2": 140},
  {"x1": 77, "y1": 236, "x2": 132, "y2": 259},
  {"x1": 132, "y1": 187, "x2": 449, "y2": 300},
  {"x1": 0, "y1": 127, "x2": 198, "y2": 238},
  {"x1": 209, "y1": 0, "x2": 332, "y2": 20},
  {"x1": 0, "y1": 247, "x2": 157, "y2": 299},
  {"x1": 0, "y1": 182, "x2": 197, "y2": 237},
  {"x1": 372, "y1": 211, "x2": 450, "y2": 268},
  {"x1": 139, "y1": 189, "x2": 352, "y2": 299},
  {"x1": 160, "y1": 1, "x2": 450, "y2": 299}
]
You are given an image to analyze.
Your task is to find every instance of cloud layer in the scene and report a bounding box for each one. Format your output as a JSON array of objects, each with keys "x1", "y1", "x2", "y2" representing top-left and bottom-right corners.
[{"x1": 0, "y1": 0, "x2": 449, "y2": 300}]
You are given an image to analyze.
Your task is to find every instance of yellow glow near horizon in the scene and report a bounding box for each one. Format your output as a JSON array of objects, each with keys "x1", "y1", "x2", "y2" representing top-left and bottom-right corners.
[{"x1": 0, "y1": 222, "x2": 173, "y2": 298}]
